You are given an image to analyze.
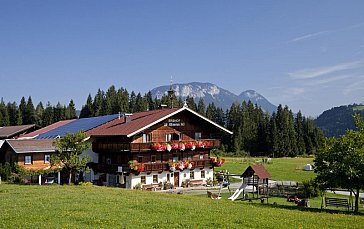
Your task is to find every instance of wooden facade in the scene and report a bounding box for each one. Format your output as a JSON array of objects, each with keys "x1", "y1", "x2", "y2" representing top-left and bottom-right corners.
[{"x1": 88, "y1": 108, "x2": 232, "y2": 188}]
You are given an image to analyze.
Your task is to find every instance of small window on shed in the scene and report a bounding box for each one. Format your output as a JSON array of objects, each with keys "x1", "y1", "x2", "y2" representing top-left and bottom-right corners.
[
  {"x1": 24, "y1": 155, "x2": 32, "y2": 165},
  {"x1": 44, "y1": 154, "x2": 50, "y2": 164}
]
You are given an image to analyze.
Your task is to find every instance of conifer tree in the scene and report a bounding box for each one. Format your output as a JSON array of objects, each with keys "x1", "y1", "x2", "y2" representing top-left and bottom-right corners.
[
  {"x1": 144, "y1": 91, "x2": 155, "y2": 111},
  {"x1": 7, "y1": 102, "x2": 18, "y2": 125},
  {"x1": 18, "y1": 96, "x2": 27, "y2": 124},
  {"x1": 66, "y1": 100, "x2": 77, "y2": 119},
  {"x1": 295, "y1": 111, "x2": 306, "y2": 155},
  {"x1": 35, "y1": 102, "x2": 44, "y2": 126},
  {"x1": 197, "y1": 98, "x2": 205, "y2": 115},
  {"x1": 79, "y1": 94, "x2": 93, "y2": 118},
  {"x1": 0, "y1": 98, "x2": 10, "y2": 126},
  {"x1": 42, "y1": 102, "x2": 54, "y2": 126},
  {"x1": 24, "y1": 96, "x2": 36, "y2": 124}
]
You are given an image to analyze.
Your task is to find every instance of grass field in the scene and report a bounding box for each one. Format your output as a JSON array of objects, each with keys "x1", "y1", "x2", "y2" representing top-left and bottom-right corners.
[
  {"x1": 1, "y1": 157, "x2": 362, "y2": 228},
  {"x1": 0, "y1": 184, "x2": 363, "y2": 228},
  {"x1": 217, "y1": 157, "x2": 316, "y2": 182}
]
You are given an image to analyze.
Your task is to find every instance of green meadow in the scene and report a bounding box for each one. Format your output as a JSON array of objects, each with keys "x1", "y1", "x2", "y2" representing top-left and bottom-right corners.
[
  {"x1": 217, "y1": 157, "x2": 315, "y2": 182},
  {"x1": 1, "y1": 157, "x2": 363, "y2": 228}
]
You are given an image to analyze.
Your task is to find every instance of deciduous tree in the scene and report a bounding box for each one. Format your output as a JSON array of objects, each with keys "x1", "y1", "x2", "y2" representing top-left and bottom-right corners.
[
  {"x1": 314, "y1": 114, "x2": 364, "y2": 212},
  {"x1": 52, "y1": 131, "x2": 91, "y2": 184}
]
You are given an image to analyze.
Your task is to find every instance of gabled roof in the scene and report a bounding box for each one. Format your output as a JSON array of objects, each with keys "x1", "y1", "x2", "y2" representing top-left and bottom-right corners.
[
  {"x1": 5, "y1": 139, "x2": 56, "y2": 154},
  {"x1": 0, "y1": 124, "x2": 38, "y2": 139},
  {"x1": 20, "y1": 119, "x2": 76, "y2": 139},
  {"x1": 88, "y1": 107, "x2": 233, "y2": 137},
  {"x1": 36, "y1": 114, "x2": 119, "y2": 139},
  {"x1": 241, "y1": 164, "x2": 271, "y2": 179}
]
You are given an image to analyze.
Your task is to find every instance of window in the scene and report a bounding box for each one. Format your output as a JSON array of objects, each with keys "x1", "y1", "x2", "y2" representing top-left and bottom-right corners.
[
  {"x1": 195, "y1": 132, "x2": 202, "y2": 140},
  {"x1": 24, "y1": 155, "x2": 32, "y2": 165},
  {"x1": 142, "y1": 133, "x2": 152, "y2": 143},
  {"x1": 190, "y1": 171, "x2": 195, "y2": 179},
  {"x1": 151, "y1": 155, "x2": 156, "y2": 163},
  {"x1": 153, "y1": 175, "x2": 158, "y2": 183},
  {"x1": 201, "y1": 170, "x2": 205, "y2": 178},
  {"x1": 141, "y1": 176, "x2": 146, "y2": 184},
  {"x1": 167, "y1": 173, "x2": 170, "y2": 181},
  {"x1": 166, "y1": 133, "x2": 173, "y2": 142},
  {"x1": 44, "y1": 154, "x2": 50, "y2": 164},
  {"x1": 172, "y1": 154, "x2": 179, "y2": 162},
  {"x1": 137, "y1": 156, "x2": 143, "y2": 163},
  {"x1": 187, "y1": 153, "x2": 192, "y2": 160},
  {"x1": 179, "y1": 133, "x2": 183, "y2": 141},
  {"x1": 199, "y1": 154, "x2": 204, "y2": 160}
]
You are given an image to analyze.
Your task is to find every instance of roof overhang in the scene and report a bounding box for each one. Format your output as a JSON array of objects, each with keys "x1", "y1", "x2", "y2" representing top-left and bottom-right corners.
[{"x1": 126, "y1": 106, "x2": 233, "y2": 137}]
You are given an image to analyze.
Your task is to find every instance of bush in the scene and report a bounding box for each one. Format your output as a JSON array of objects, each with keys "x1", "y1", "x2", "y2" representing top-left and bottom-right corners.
[
  {"x1": 79, "y1": 182, "x2": 93, "y2": 187},
  {"x1": 9, "y1": 173, "x2": 26, "y2": 184},
  {"x1": 302, "y1": 179, "x2": 322, "y2": 198},
  {"x1": 0, "y1": 163, "x2": 12, "y2": 182},
  {"x1": 163, "y1": 181, "x2": 173, "y2": 190},
  {"x1": 206, "y1": 178, "x2": 213, "y2": 186},
  {"x1": 134, "y1": 183, "x2": 142, "y2": 190}
]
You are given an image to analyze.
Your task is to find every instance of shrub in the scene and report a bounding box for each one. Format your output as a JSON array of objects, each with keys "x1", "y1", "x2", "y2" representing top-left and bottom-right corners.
[
  {"x1": 79, "y1": 182, "x2": 93, "y2": 187},
  {"x1": 9, "y1": 173, "x2": 26, "y2": 184},
  {"x1": 302, "y1": 179, "x2": 322, "y2": 198},
  {"x1": 163, "y1": 181, "x2": 173, "y2": 190},
  {"x1": 206, "y1": 178, "x2": 213, "y2": 186},
  {"x1": 0, "y1": 162, "x2": 12, "y2": 181},
  {"x1": 134, "y1": 183, "x2": 142, "y2": 190}
]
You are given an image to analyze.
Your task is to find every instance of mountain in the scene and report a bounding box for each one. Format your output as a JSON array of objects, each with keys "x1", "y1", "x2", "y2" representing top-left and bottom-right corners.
[
  {"x1": 315, "y1": 104, "x2": 364, "y2": 137},
  {"x1": 150, "y1": 82, "x2": 277, "y2": 113}
]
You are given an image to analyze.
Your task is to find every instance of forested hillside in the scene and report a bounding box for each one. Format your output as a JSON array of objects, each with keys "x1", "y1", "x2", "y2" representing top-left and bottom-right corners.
[
  {"x1": 315, "y1": 104, "x2": 364, "y2": 137},
  {"x1": 0, "y1": 85, "x2": 324, "y2": 157}
]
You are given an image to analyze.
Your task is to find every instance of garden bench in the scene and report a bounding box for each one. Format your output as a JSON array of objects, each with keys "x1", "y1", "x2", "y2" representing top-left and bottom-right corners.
[
  {"x1": 323, "y1": 197, "x2": 350, "y2": 211},
  {"x1": 142, "y1": 184, "x2": 161, "y2": 191},
  {"x1": 189, "y1": 179, "x2": 204, "y2": 187}
]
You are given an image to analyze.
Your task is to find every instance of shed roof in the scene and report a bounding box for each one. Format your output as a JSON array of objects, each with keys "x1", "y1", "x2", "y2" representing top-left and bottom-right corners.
[
  {"x1": 36, "y1": 114, "x2": 119, "y2": 139},
  {"x1": 241, "y1": 164, "x2": 271, "y2": 179},
  {"x1": 21, "y1": 119, "x2": 76, "y2": 139},
  {"x1": 0, "y1": 124, "x2": 37, "y2": 139},
  {"x1": 87, "y1": 107, "x2": 233, "y2": 137},
  {"x1": 5, "y1": 139, "x2": 56, "y2": 154}
]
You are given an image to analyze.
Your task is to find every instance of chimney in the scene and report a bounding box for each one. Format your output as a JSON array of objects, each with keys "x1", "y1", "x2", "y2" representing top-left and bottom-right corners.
[{"x1": 124, "y1": 113, "x2": 132, "y2": 123}]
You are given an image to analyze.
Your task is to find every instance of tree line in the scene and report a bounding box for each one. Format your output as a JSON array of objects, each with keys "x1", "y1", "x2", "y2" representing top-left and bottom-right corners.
[
  {"x1": 0, "y1": 85, "x2": 324, "y2": 157},
  {"x1": 0, "y1": 97, "x2": 77, "y2": 127}
]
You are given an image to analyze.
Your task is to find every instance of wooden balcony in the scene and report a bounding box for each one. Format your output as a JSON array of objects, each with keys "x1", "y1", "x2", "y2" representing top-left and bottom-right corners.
[
  {"x1": 93, "y1": 139, "x2": 221, "y2": 153},
  {"x1": 194, "y1": 159, "x2": 213, "y2": 168},
  {"x1": 143, "y1": 162, "x2": 169, "y2": 172},
  {"x1": 88, "y1": 159, "x2": 213, "y2": 174}
]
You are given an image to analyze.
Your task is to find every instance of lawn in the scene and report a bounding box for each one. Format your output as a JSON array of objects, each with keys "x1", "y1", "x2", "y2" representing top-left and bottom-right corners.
[
  {"x1": 0, "y1": 184, "x2": 363, "y2": 228},
  {"x1": 217, "y1": 157, "x2": 316, "y2": 182}
]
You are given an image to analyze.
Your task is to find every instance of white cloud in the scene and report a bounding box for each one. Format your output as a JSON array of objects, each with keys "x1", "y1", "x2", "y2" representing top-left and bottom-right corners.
[
  {"x1": 286, "y1": 87, "x2": 305, "y2": 95},
  {"x1": 307, "y1": 74, "x2": 356, "y2": 86},
  {"x1": 289, "y1": 30, "x2": 331, "y2": 42},
  {"x1": 288, "y1": 60, "x2": 364, "y2": 79},
  {"x1": 343, "y1": 78, "x2": 364, "y2": 95}
]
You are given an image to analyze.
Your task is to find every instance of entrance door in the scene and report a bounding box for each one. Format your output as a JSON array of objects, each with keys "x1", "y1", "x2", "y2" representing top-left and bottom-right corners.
[{"x1": 174, "y1": 172, "x2": 179, "y2": 187}]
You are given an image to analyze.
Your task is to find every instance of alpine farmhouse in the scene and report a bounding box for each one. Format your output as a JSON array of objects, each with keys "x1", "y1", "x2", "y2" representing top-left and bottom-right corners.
[{"x1": 87, "y1": 106, "x2": 232, "y2": 189}]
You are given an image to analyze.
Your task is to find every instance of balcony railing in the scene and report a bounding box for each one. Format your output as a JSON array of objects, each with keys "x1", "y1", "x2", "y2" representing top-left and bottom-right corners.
[
  {"x1": 143, "y1": 162, "x2": 169, "y2": 172},
  {"x1": 88, "y1": 159, "x2": 213, "y2": 174},
  {"x1": 93, "y1": 139, "x2": 221, "y2": 153},
  {"x1": 194, "y1": 159, "x2": 213, "y2": 168}
]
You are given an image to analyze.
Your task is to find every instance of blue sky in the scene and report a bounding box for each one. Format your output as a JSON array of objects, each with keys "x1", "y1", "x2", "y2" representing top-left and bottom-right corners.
[{"x1": 1, "y1": 1, "x2": 364, "y2": 117}]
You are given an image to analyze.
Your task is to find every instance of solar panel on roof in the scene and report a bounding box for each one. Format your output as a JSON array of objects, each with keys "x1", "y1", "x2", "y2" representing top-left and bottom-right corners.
[{"x1": 36, "y1": 114, "x2": 120, "y2": 139}]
